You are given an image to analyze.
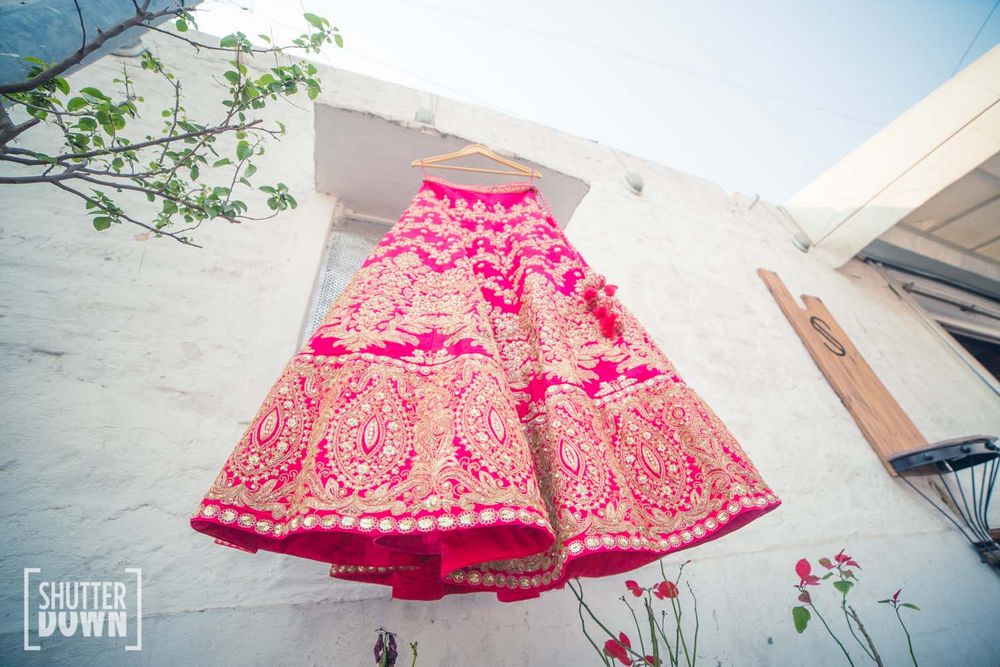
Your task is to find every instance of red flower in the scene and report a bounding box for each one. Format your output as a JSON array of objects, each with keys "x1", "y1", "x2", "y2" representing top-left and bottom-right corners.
[
  {"x1": 604, "y1": 633, "x2": 632, "y2": 665},
  {"x1": 834, "y1": 549, "x2": 861, "y2": 569},
  {"x1": 625, "y1": 579, "x2": 643, "y2": 597},
  {"x1": 604, "y1": 284, "x2": 618, "y2": 296},
  {"x1": 795, "y1": 558, "x2": 820, "y2": 586},
  {"x1": 644, "y1": 655, "x2": 662, "y2": 666},
  {"x1": 892, "y1": 588, "x2": 901, "y2": 603},
  {"x1": 653, "y1": 580, "x2": 679, "y2": 599},
  {"x1": 797, "y1": 590, "x2": 811, "y2": 604}
]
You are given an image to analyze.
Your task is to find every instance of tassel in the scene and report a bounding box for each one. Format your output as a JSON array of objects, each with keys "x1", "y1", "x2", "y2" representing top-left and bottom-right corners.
[
  {"x1": 582, "y1": 287, "x2": 598, "y2": 301},
  {"x1": 593, "y1": 305, "x2": 607, "y2": 318},
  {"x1": 600, "y1": 312, "x2": 619, "y2": 338},
  {"x1": 604, "y1": 284, "x2": 618, "y2": 296}
]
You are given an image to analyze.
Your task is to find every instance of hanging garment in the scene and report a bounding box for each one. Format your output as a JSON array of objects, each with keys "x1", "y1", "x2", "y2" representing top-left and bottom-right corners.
[{"x1": 190, "y1": 177, "x2": 780, "y2": 601}]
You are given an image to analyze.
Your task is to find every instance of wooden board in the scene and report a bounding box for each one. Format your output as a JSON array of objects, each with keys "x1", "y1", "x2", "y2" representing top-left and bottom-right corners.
[{"x1": 758, "y1": 269, "x2": 927, "y2": 475}]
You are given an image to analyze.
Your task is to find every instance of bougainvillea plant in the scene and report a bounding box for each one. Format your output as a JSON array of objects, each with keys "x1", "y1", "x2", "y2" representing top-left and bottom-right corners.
[
  {"x1": 792, "y1": 549, "x2": 921, "y2": 666},
  {"x1": 570, "y1": 560, "x2": 699, "y2": 667}
]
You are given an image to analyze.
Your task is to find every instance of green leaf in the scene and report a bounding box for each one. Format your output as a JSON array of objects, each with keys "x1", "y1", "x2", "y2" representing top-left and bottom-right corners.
[
  {"x1": 78, "y1": 117, "x2": 97, "y2": 131},
  {"x1": 832, "y1": 580, "x2": 853, "y2": 595},
  {"x1": 243, "y1": 162, "x2": 257, "y2": 178},
  {"x1": 53, "y1": 77, "x2": 70, "y2": 95},
  {"x1": 334, "y1": 33, "x2": 344, "y2": 48},
  {"x1": 79, "y1": 86, "x2": 107, "y2": 100},
  {"x1": 213, "y1": 158, "x2": 232, "y2": 167},
  {"x1": 900, "y1": 603, "x2": 920, "y2": 611},
  {"x1": 303, "y1": 12, "x2": 327, "y2": 29},
  {"x1": 792, "y1": 606, "x2": 810, "y2": 634},
  {"x1": 92, "y1": 216, "x2": 111, "y2": 231},
  {"x1": 223, "y1": 70, "x2": 241, "y2": 85},
  {"x1": 175, "y1": 18, "x2": 188, "y2": 32},
  {"x1": 66, "y1": 97, "x2": 88, "y2": 112},
  {"x1": 219, "y1": 35, "x2": 238, "y2": 48},
  {"x1": 236, "y1": 141, "x2": 252, "y2": 161},
  {"x1": 258, "y1": 185, "x2": 276, "y2": 194}
]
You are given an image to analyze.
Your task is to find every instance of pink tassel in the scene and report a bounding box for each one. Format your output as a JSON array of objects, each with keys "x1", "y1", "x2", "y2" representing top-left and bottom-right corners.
[
  {"x1": 604, "y1": 284, "x2": 618, "y2": 296},
  {"x1": 582, "y1": 287, "x2": 598, "y2": 301},
  {"x1": 593, "y1": 305, "x2": 607, "y2": 318},
  {"x1": 600, "y1": 312, "x2": 618, "y2": 338}
]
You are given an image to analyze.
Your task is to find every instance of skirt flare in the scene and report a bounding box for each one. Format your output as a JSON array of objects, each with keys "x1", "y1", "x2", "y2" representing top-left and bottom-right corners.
[{"x1": 190, "y1": 176, "x2": 779, "y2": 601}]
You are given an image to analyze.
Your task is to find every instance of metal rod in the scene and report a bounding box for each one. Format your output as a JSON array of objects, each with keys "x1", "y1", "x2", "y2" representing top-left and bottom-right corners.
[{"x1": 901, "y1": 474, "x2": 975, "y2": 544}]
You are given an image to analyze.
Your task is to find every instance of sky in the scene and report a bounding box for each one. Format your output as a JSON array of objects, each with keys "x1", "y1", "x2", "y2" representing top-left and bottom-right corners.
[{"x1": 196, "y1": 1, "x2": 1000, "y2": 203}]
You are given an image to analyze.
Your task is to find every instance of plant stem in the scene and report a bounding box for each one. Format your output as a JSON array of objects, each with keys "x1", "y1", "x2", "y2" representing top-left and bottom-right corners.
[
  {"x1": 808, "y1": 602, "x2": 855, "y2": 667},
  {"x1": 656, "y1": 609, "x2": 679, "y2": 667},
  {"x1": 894, "y1": 608, "x2": 918, "y2": 667},
  {"x1": 687, "y1": 582, "x2": 699, "y2": 667},
  {"x1": 645, "y1": 593, "x2": 660, "y2": 667},
  {"x1": 568, "y1": 579, "x2": 643, "y2": 663},
  {"x1": 623, "y1": 596, "x2": 648, "y2": 660},
  {"x1": 570, "y1": 580, "x2": 610, "y2": 666},
  {"x1": 409, "y1": 641, "x2": 418, "y2": 667},
  {"x1": 672, "y1": 596, "x2": 692, "y2": 667},
  {"x1": 847, "y1": 605, "x2": 882, "y2": 667},
  {"x1": 840, "y1": 595, "x2": 875, "y2": 662}
]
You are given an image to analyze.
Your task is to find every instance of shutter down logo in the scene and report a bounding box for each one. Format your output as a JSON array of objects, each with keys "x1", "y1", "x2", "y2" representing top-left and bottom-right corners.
[{"x1": 23, "y1": 568, "x2": 142, "y2": 651}]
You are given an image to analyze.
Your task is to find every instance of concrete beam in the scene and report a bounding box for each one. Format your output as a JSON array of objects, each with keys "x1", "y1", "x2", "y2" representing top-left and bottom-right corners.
[{"x1": 785, "y1": 44, "x2": 1000, "y2": 268}]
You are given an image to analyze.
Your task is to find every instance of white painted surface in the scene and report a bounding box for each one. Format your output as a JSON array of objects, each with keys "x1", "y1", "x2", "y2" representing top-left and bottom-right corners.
[
  {"x1": 1, "y1": 30, "x2": 999, "y2": 665},
  {"x1": 785, "y1": 43, "x2": 1000, "y2": 268}
]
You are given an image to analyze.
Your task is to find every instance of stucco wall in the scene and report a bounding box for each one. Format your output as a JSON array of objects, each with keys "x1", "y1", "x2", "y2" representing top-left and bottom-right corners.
[{"x1": 1, "y1": 31, "x2": 998, "y2": 665}]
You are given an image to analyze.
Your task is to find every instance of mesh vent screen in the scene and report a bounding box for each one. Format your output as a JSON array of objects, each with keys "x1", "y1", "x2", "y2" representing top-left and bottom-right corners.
[{"x1": 302, "y1": 216, "x2": 390, "y2": 342}]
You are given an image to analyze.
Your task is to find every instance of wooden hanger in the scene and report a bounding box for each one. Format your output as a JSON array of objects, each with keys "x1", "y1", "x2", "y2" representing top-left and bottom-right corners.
[{"x1": 412, "y1": 143, "x2": 543, "y2": 179}]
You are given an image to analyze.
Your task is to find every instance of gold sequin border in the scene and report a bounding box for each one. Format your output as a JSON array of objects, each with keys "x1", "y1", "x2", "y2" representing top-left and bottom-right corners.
[
  {"x1": 440, "y1": 491, "x2": 781, "y2": 593},
  {"x1": 319, "y1": 491, "x2": 780, "y2": 595},
  {"x1": 193, "y1": 501, "x2": 554, "y2": 540}
]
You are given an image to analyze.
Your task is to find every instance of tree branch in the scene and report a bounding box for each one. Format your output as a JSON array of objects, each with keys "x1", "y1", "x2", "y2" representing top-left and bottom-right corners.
[
  {"x1": 0, "y1": 161, "x2": 87, "y2": 184},
  {"x1": 0, "y1": 103, "x2": 42, "y2": 145},
  {"x1": 72, "y1": 0, "x2": 87, "y2": 54},
  {"x1": 0, "y1": 4, "x2": 180, "y2": 95},
  {"x1": 52, "y1": 179, "x2": 201, "y2": 247},
  {"x1": 141, "y1": 24, "x2": 298, "y2": 55},
  {"x1": 5, "y1": 120, "x2": 263, "y2": 165}
]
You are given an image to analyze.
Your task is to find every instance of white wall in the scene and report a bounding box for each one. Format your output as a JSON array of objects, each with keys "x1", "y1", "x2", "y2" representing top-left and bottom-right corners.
[{"x1": 1, "y1": 31, "x2": 998, "y2": 665}]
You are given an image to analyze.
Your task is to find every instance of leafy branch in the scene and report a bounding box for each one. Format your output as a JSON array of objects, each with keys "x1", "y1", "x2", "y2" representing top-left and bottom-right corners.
[{"x1": 0, "y1": 1, "x2": 342, "y2": 246}]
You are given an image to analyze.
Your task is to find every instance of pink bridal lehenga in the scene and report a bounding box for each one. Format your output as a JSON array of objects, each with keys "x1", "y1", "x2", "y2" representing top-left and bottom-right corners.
[{"x1": 190, "y1": 176, "x2": 779, "y2": 601}]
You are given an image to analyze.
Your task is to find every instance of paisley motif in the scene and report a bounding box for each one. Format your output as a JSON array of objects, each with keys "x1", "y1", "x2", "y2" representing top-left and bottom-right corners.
[{"x1": 191, "y1": 177, "x2": 780, "y2": 602}]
